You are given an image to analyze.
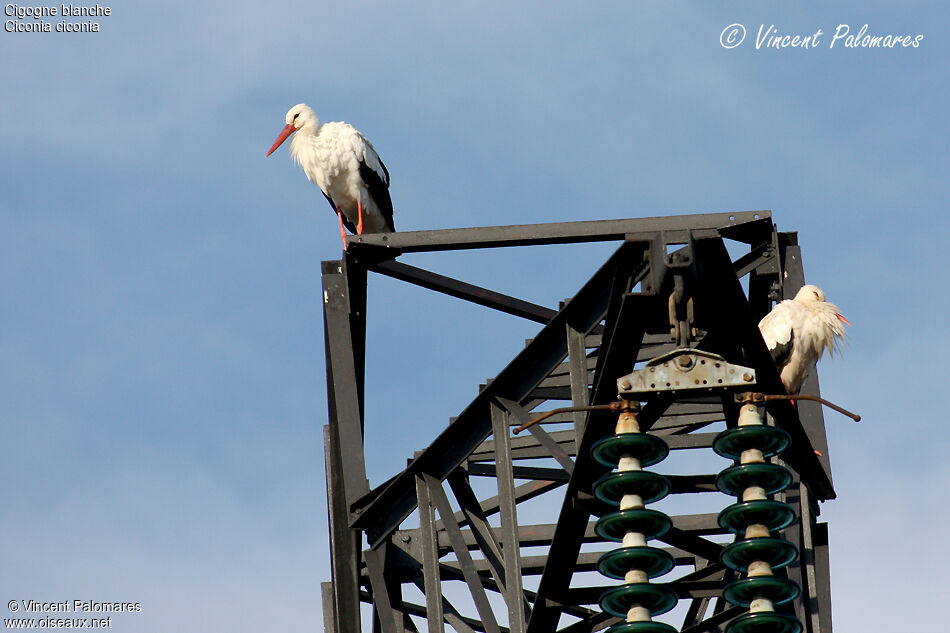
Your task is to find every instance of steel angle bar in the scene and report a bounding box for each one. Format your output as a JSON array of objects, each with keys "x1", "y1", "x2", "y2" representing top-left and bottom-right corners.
[
  {"x1": 423, "y1": 474, "x2": 502, "y2": 633},
  {"x1": 437, "y1": 522, "x2": 591, "y2": 551},
  {"x1": 651, "y1": 416, "x2": 723, "y2": 435},
  {"x1": 555, "y1": 610, "x2": 619, "y2": 633},
  {"x1": 495, "y1": 397, "x2": 575, "y2": 473},
  {"x1": 348, "y1": 211, "x2": 771, "y2": 252},
  {"x1": 679, "y1": 606, "x2": 744, "y2": 633},
  {"x1": 662, "y1": 432, "x2": 719, "y2": 449},
  {"x1": 717, "y1": 214, "x2": 775, "y2": 245},
  {"x1": 368, "y1": 259, "x2": 558, "y2": 325},
  {"x1": 352, "y1": 242, "x2": 647, "y2": 547},
  {"x1": 673, "y1": 561, "x2": 727, "y2": 583},
  {"x1": 673, "y1": 581, "x2": 731, "y2": 600},
  {"x1": 746, "y1": 226, "x2": 782, "y2": 322},
  {"x1": 416, "y1": 581, "x2": 489, "y2": 633},
  {"x1": 658, "y1": 526, "x2": 724, "y2": 563},
  {"x1": 679, "y1": 562, "x2": 723, "y2": 631},
  {"x1": 323, "y1": 423, "x2": 362, "y2": 633},
  {"x1": 690, "y1": 237, "x2": 834, "y2": 499},
  {"x1": 465, "y1": 463, "x2": 571, "y2": 481},
  {"x1": 813, "y1": 522, "x2": 833, "y2": 633},
  {"x1": 779, "y1": 232, "x2": 835, "y2": 489},
  {"x1": 456, "y1": 547, "x2": 705, "y2": 577},
  {"x1": 364, "y1": 544, "x2": 404, "y2": 633},
  {"x1": 491, "y1": 402, "x2": 529, "y2": 633},
  {"x1": 527, "y1": 287, "x2": 657, "y2": 633},
  {"x1": 566, "y1": 324, "x2": 593, "y2": 444},
  {"x1": 433, "y1": 479, "x2": 565, "y2": 533},
  {"x1": 432, "y1": 561, "x2": 589, "y2": 619},
  {"x1": 322, "y1": 257, "x2": 373, "y2": 633},
  {"x1": 666, "y1": 474, "x2": 719, "y2": 494},
  {"x1": 469, "y1": 428, "x2": 577, "y2": 463},
  {"x1": 414, "y1": 474, "x2": 444, "y2": 633},
  {"x1": 446, "y1": 471, "x2": 507, "y2": 592},
  {"x1": 731, "y1": 240, "x2": 777, "y2": 279},
  {"x1": 322, "y1": 260, "x2": 371, "y2": 507},
  {"x1": 321, "y1": 582, "x2": 336, "y2": 633},
  {"x1": 668, "y1": 513, "x2": 726, "y2": 535},
  {"x1": 436, "y1": 512, "x2": 723, "y2": 553}
]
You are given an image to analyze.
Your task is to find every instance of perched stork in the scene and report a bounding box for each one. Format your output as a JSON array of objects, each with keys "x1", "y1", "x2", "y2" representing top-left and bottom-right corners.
[
  {"x1": 266, "y1": 104, "x2": 394, "y2": 250},
  {"x1": 758, "y1": 284, "x2": 850, "y2": 394}
]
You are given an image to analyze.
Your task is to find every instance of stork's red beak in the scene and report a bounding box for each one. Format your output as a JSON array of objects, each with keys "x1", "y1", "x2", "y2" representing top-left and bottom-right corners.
[
  {"x1": 837, "y1": 313, "x2": 851, "y2": 326},
  {"x1": 266, "y1": 123, "x2": 296, "y2": 156}
]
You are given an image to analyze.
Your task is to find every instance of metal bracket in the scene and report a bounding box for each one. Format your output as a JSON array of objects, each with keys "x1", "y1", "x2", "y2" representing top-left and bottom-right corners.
[
  {"x1": 616, "y1": 349, "x2": 756, "y2": 396},
  {"x1": 735, "y1": 391, "x2": 861, "y2": 422}
]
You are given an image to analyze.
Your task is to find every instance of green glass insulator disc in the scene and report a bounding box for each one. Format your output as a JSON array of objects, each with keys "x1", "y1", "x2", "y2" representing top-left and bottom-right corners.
[
  {"x1": 605, "y1": 621, "x2": 680, "y2": 633},
  {"x1": 723, "y1": 577, "x2": 801, "y2": 607},
  {"x1": 596, "y1": 509, "x2": 673, "y2": 542},
  {"x1": 594, "y1": 471, "x2": 672, "y2": 505},
  {"x1": 713, "y1": 426, "x2": 791, "y2": 460},
  {"x1": 725, "y1": 612, "x2": 803, "y2": 633},
  {"x1": 599, "y1": 583, "x2": 679, "y2": 619},
  {"x1": 721, "y1": 538, "x2": 799, "y2": 572},
  {"x1": 591, "y1": 433, "x2": 670, "y2": 469},
  {"x1": 718, "y1": 500, "x2": 796, "y2": 533},
  {"x1": 716, "y1": 463, "x2": 793, "y2": 496},
  {"x1": 597, "y1": 546, "x2": 675, "y2": 580}
]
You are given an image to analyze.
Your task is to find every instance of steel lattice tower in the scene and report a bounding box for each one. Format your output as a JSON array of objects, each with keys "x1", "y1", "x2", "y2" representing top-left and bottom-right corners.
[{"x1": 320, "y1": 211, "x2": 836, "y2": 633}]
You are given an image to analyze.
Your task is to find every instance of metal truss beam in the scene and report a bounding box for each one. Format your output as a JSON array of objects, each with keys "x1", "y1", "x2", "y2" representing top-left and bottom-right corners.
[
  {"x1": 321, "y1": 212, "x2": 835, "y2": 633},
  {"x1": 346, "y1": 211, "x2": 771, "y2": 252}
]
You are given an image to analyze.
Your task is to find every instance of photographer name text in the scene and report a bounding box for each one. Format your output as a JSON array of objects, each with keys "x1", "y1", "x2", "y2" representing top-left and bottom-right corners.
[
  {"x1": 721, "y1": 23, "x2": 924, "y2": 50},
  {"x1": 8, "y1": 600, "x2": 141, "y2": 613}
]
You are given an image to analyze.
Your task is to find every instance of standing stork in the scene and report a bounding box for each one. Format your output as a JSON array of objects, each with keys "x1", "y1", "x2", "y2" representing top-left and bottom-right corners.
[
  {"x1": 758, "y1": 284, "x2": 850, "y2": 394},
  {"x1": 266, "y1": 104, "x2": 394, "y2": 250}
]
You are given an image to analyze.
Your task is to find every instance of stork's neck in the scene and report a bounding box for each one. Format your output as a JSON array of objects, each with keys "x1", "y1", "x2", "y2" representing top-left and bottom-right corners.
[{"x1": 288, "y1": 121, "x2": 321, "y2": 165}]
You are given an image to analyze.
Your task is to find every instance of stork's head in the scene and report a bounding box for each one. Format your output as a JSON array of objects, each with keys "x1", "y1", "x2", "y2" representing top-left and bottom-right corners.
[
  {"x1": 266, "y1": 103, "x2": 318, "y2": 156},
  {"x1": 794, "y1": 284, "x2": 850, "y2": 325},
  {"x1": 795, "y1": 284, "x2": 826, "y2": 304}
]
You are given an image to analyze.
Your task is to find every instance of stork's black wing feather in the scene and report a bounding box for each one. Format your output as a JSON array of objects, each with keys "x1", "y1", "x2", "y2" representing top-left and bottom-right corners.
[
  {"x1": 769, "y1": 327, "x2": 794, "y2": 371},
  {"x1": 359, "y1": 157, "x2": 395, "y2": 232},
  {"x1": 322, "y1": 191, "x2": 357, "y2": 234}
]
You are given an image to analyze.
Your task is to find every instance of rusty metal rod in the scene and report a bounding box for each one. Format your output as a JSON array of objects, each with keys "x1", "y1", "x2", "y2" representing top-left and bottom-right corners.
[
  {"x1": 765, "y1": 393, "x2": 861, "y2": 422},
  {"x1": 513, "y1": 401, "x2": 635, "y2": 434},
  {"x1": 737, "y1": 392, "x2": 861, "y2": 422}
]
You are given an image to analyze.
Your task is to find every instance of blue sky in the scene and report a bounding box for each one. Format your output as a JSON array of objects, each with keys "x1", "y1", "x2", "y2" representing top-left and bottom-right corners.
[{"x1": 1, "y1": 2, "x2": 947, "y2": 631}]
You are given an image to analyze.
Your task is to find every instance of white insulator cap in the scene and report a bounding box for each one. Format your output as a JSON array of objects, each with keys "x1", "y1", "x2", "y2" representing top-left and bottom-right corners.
[
  {"x1": 626, "y1": 606, "x2": 651, "y2": 622},
  {"x1": 744, "y1": 524, "x2": 770, "y2": 539},
  {"x1": 620, "y1": 494, "x2": 644, "y2": 510},
  {"x1": 747, "y1": 560, "x2": 773, "y2": 577},
  {"x1": 618, "y1": 456, "x2": 642, "y2": 472},
  {"x1": 616, "y1": 413, "x2": 641, "y2": 434},
  {"x1": 622, "y1": 531, "x2": 647, "y2": 547},
  {"x1": 742, "y1": 486, "x2": 767, "y2": 502},
  {"x1": 740, "y1": 448, "x2": 765, "y2": 464},
  {"x1": 737, "y1": 404, "x2": 762, "y2": 427},
  {"x1": 749, "y1": 597, "x2": 775, "y2": 613},
  {"x1": 625, "y1": 569, "x2": 649, "y2": 584}
]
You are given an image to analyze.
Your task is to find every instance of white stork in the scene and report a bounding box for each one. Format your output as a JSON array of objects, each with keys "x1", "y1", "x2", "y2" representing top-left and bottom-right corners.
[
  {"x1": 758, "y1": 284, "x2": 850, "y2": 394},
  {"x1": 266, "y1": 104, "x2": 394, "y2": 250}
]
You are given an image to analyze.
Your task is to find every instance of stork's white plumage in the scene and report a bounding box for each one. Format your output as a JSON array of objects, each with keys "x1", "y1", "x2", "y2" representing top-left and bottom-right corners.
[
  {"x1": 266, "y1": 104, "x2": 394, "y2": 249},
  {"x1": 758, "y1": 284, "x2": 850, "y2": 394}
]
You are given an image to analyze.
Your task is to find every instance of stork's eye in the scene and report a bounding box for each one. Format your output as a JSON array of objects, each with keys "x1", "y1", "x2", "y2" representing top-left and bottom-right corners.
[
  {"x1": 293, "y1": 113, "x2": 299, "y2": 120},
  {"x1": 812, "y1": 291, "x2": 820, "y2": 299}
]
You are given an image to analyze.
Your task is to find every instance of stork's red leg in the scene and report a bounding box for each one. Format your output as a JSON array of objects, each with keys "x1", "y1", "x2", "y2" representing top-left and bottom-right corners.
[
  {"x1": 781, "y1": 377, "x2": 796, "y2": 407},
  {"x1": 357, "y1": 198, "x2": 364, "y2": 236},
  {"x1": 336, "y1": 207, "x2": 348, "y2": 252}
]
